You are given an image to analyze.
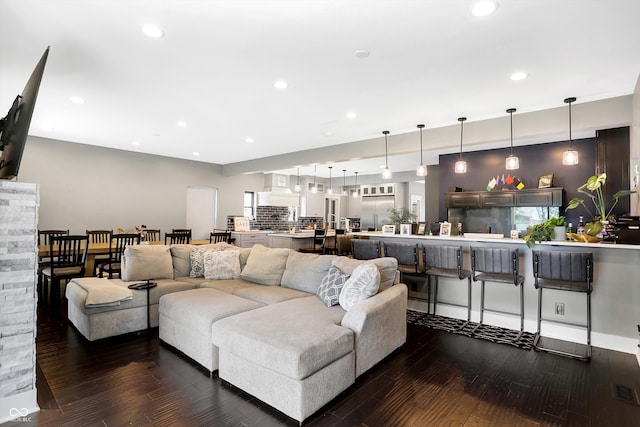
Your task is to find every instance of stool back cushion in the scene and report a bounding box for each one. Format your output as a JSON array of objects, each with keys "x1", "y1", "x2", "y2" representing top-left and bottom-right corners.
[
  {"x1": 532, "y1": 250, "x2": 593, "y2": 282},
  {"x1": 424, "y1": 245, "x2": 461, "y2": 270},
  {"x1": 240, "y1": 244, "x2": 291, "y2": 286},
  {"x1": 281, "y1": 251, "x2": 338, "y2": 293},
  {"x1": 121, "y1": 245, "x2": 174, "y2": 281},
  {"x1": 472, "y1": 247, "x2": 519, "y2": 274}
]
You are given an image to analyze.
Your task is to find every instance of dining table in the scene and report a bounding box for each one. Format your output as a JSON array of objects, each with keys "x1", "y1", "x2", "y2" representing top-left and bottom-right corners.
[{"x1": 38, "y1": 239, "x2": 210, "y2": 277}]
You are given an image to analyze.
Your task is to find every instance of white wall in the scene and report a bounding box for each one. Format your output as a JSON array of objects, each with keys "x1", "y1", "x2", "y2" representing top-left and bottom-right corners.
[
  {"x1": 631, "y1": 74, "x2": 640, "y2": 215},
  {"x1": 19, "y1": 136, "x2": 264, "y2": 234}
]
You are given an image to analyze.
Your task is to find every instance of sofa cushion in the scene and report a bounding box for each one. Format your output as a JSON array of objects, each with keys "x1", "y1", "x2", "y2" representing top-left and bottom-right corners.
[
  {"x1": 204, "y1": 249, "x2": 241, "y2": 280},
  {"x1": 170, "y1": 244, "x2": 192, "y2": 278},
  {"x1": 233, "y1": 286, "x2": 311, "y2": 305},
  {"x1": 280, "y1": 251, "x2": 337, "y2": 293},
  {"x1": 338, "y1": 263, "x2": 380, "y2": 311},
  {"x1": 317, "y1": 265, "x2": 350, "y2": 307},
  {"x1": 240, "y1": 244, "x2": 290, "y2": 286},
  {"x1": 211, "y1": 296, "x2": 351, "y2": 380},
  {"x1": 331, "y1": 256, "x2": 397, "y2": 292},
  {"x1": 199, "y1": 279, "x2": 260, "y2": 294},
  {"x1": 121, "y1": 245, "x2": 174, "y2": 281}
]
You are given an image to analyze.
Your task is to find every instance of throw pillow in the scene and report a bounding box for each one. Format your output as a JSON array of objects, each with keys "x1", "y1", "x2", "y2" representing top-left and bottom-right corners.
[
  {"x1": 338, "y1": 263, "x2": 380, "y2": 311},
  {"x1": 281, "y1": 251, "x2": 337, "y2": 293},
  {"x1": 316, "y1": 265, "x2": 350, "y2": 307},
  {"x1": 204, "y1": 249, "x2": 241, "y2": 280},
  {"x1": 121, "y1": 245, "x2": 173, "y2": 282},
  {"x1": 240, "y1": 244, "x2": 290, "y2": 286},
  {"x1": 332, "y1": 256, "x2": 398, "y2": 292},
  {"x1": 188, "y1": 244, "x2": 219, "y2": 277}
]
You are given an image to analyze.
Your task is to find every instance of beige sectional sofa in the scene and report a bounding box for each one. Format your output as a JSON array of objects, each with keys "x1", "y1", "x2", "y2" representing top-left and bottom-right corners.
[{"x1": 65, "y1": 243, "x2": 408, "y2": 423}]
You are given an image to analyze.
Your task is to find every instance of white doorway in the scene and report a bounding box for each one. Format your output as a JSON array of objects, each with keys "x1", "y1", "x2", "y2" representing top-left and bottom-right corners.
[{"x1": 186, "y1": 186, "x2": 218, "y2": 239}]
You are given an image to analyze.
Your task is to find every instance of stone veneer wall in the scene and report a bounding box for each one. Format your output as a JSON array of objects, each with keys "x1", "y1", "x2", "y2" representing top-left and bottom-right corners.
[{"x1": 0, "y1": 181, "x2": 39, "y2": 422}]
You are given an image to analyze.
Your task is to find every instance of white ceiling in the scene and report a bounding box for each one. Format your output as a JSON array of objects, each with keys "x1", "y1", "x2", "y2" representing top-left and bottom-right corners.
[{"x1": 2, "y1": 0, "x2": 640, "y2": 178}]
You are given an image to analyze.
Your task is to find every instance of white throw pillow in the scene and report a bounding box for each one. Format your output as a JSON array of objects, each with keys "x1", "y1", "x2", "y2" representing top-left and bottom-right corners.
[
  {"x1": 338, "y1": 263, "x2": 380, "y2": 310},
  {"x1": 204, "y1": 249, "x2": 241, "y2": 280},
  {"x1": 316, "y1": 265, "x2": 350, "y2": 307},
  {"x1": 240, "y1": 244, "x2": 290, "y2": 286}
]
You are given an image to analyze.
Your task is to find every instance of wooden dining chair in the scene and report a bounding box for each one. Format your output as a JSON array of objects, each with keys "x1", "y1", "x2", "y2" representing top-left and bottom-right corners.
[
  {"x1": 324, "y1": 229, "x2": 346, "y2": 255},
  {"x1": 42, "y1": 235, "x2": 88, "y2": 303},
  {"x1": 86, "y1": 229, "x2": 112, "y2": 275},
  {"x1": 172, "y1": 228, "x2": 192, "y2": 237},
  {"x1": 165, "y1": 232, "x2": 191, "y2": 245},
  {"x1": 98, "y1": 233, "x2": 141, "y2": 279},
  {"x1": 142, "y1": 228, "x2": 161, "y2": 242},
  {"x1": 210, "y1": 231, "x2": 232, "y2": 244},
  {"x1": 299, "y1": 229, "x2": 327, "y2": 254},
  {"x1": 37, "y1": 229, "x2": 69, "y2": 301}
]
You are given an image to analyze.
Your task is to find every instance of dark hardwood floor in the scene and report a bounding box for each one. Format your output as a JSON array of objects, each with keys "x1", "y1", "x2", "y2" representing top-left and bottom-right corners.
[{"x1": 4, "y1": 300, "x2": 640, "y2": 427}]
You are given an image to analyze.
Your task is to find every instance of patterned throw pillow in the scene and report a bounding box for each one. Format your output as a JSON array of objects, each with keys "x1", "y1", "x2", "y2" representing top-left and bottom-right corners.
[
  {"x1": 204, "y1": 250, "x2": 241, "y2": 280},
  {"x1": 316, "y1": 265, "x2": 350, "y2": 307},
  {"x1": 189, "y1": 243, "x2": 232, "y2": 278},
  {"x1": 338, "y1": 263, "x2": 380, "y2": 311}
]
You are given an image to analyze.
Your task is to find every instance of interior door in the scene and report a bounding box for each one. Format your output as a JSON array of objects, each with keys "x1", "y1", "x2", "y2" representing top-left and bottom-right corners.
[{"x1": 186, "y1": 186, "x2": 217, "y2": 240}]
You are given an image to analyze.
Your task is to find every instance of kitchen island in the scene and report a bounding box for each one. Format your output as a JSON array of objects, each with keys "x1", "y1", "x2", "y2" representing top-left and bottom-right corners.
[
  {"x1": 352, "y1": 231, "x2": 640, "y2": 357},
  {"x1": 268, "y1": 230, "x2": 335, "y2": 250}
]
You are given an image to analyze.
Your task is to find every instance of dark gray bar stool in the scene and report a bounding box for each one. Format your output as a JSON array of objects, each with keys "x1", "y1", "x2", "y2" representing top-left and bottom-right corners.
[
  {"x1": 470, "y1": 247, "x2": 525, "y2": 343},
  {"x1": 532, "y1": 250, "x2": 593, "y2": 361},
  {"x1": 423, "y1": 245, "x2": 471, "y2": 329},
  {"x1": 351, "y1": 239, "x2": 381, "y2": 260}
]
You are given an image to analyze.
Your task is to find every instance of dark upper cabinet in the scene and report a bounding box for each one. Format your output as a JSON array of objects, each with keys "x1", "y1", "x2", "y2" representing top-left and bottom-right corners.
[
  {"x1": 445, "y1": 188, "x2": 563, "y2": 208},
  {"x1": 596, "y1": 127, "x2": 630, "y2": 216},
  {"x1": 446, "y1": 193, "x2": 481, "y2": 208}
]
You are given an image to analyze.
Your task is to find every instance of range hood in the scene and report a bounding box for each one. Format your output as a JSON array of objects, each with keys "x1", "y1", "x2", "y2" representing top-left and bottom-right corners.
[{"x1": 258, "y1": 173, "x2": 300, "y2": 207}]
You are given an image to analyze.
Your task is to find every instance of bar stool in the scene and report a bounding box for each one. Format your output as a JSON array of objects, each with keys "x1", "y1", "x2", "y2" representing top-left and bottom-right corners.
[
  {"x1": 424, "y1": 245, "x2": 472, "y2": 330},
  {"x1": 381, "y1": 242, "x2": 421, "y2": 279},
  {"x1": 351, "y1": 239, "x2": 381, "y2": 260},
  {"x1": 470, "y1": 247, "x2": 525, "y2": 343},
  {"x1": 532, "y1": 250, "x2": 593, "y2": 361}
]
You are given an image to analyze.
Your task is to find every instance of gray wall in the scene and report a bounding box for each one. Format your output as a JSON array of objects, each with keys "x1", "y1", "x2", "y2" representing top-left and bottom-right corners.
[{"x1": 19, "y1": 136, "x2": 264, "y2": 234}]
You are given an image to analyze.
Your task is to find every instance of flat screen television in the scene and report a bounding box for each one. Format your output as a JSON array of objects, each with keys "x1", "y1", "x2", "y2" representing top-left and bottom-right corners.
[{"x1": 0, "y1": 47, "x2": 49, "y2": 180}]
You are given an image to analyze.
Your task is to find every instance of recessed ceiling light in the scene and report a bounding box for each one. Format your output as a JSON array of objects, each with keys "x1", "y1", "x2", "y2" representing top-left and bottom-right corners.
[
  {"x1": 192, "y1": 152, "x2": 200, "y2": 156},
  {"x1": 471, "y1": 1, "x2": 498, "y2": 17},
  {"x1": 70, "y1": 96, "x2": 85, "y2": 104},
  {"x1": 346, "y1": 112, "x2": 357, "y2": 119},
  {"x1": 274, "y1": 80, "x2": 288, "y2": 89},
  {"x1": 177, "y1": 121, "x2": 187, "y2": 127},
  {"x1": 353, "y1": 50, "x2": 370, "y2": 59},
  {"x1": 510, "y1": 71, "x2": 528, "y2": 81},
  {"x1": 245, "y1": 138, "x2": 254, "y2": 143},
  {"x1": 141, "y1": 25, "x2": 164, "y2": 38},
  {"x1": 131, "y1": 141, "x2": 140, "y2": 146}
]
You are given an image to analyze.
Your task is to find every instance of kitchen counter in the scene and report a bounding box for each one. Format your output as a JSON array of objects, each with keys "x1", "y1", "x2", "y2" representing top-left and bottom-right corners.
[
  {"x1": 354, "y1": 231, "x2": 640, "y2": 356},
  {"x1": 267, "y1": 230, "x2": 335, "y2": 250}
]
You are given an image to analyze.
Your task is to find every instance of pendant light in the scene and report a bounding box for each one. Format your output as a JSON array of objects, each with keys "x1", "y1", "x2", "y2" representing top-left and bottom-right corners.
[
  {"x1": 416, "y1": 124, "x2": 427, "y2": 177},
  {"x1": 327, "y1": 166, "x2": 333, "y2": 194},
  {"x1": 382, "y1": 131, "x2": 392, "y2": 179},
  {"x1": 352, "y1": 172, "x2": 359, "y2": 198},
  {"x1": 454, "y1": 117, "x2": 467, "y2": 174},
  {"x1": 294, "y1": 167, "x2": 301, "y2": 192},
  {"x1": 342, "y1": 169, "x2": 347, "y2": 196},
  {"x1": 505, "y1": 108, "x2": 519, "y2": 170},
  {"x1": 562, "y1": 97, "x2": 579, "y2": 165},
  {"x1": 311, "y1": 164, "x2": 318, "y2": 193}
]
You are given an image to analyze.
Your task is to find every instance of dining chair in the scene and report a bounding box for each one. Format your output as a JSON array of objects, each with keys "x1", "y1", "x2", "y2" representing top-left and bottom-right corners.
[
  {"x1": 37, "y1": 229, "x2": 69, "y2": 301},
  {"x1": 41, "y1": 234, "x2": 88, "y2": 303},
  {"x1": 532, "y1": 250, "x2": 594, "y2": 361},
  {"x1": 142, "y1": 228, "x2": 161, "y2": 242},
  {"x1": 351, "y1": 239, "x2": 381, "y2": 260},
  {"x1": 172, "y1": 228, "x2": 192, "y2": 237},
  {"x1": 86, "y1": 229, "x2": 112, "y2": 275},
  {"x1": 98, "y1": 233, "x2": 141, "y2": 279},
  {"x1": 470, "y1": 246, "x2": 525, "y2": 343},
  {"x1": 299, "y1": 229, "x2": 327, "y2": 254},
  {"x1": 210, "y1": 230, "x2": 232, "y2": 244},
  {"x1": 324, "y1": 229, "x2": 346, "y2": 255},
  {"x1": 165, "y1": 232, "x2": 191, "y2": 245}
]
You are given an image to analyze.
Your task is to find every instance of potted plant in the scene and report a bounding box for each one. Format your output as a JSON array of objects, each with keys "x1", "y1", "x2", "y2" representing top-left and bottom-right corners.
[
  {"x1": 523, "y1": 217, "x2": 561, "y2": 248},
  {"x1": 549, "y1": 216, "x2": 566, "y2": 241},
  {"x1": 566, "y1": 173, "x2": 636, "y2": 237},
  {"x1": 387, "y1": 207, "x2": 417, "y2": 233}
]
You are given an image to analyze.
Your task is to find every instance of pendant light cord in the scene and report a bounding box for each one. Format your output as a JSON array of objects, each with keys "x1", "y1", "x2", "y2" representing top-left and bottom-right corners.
[
  {"x1": 418, "y1": 124, "x2": 424, "y2": 163},
  {"x1": 458, "y1": 117, "x2": 466, "y2": 160},
  {"x1": 507, "y1": 108, "x2": 516, "y2": 155},
  {"x1": 564, "y1": 97, "x2": 576, "y2": 150},
  {"x1": 383, "y1": 131, "x2": 390, "y2": 168}
]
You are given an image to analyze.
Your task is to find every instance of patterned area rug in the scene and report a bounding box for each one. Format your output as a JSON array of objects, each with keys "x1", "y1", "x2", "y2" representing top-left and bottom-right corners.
[{"x1": 407, "y1": 309, "x2": 535, "y2": 350}]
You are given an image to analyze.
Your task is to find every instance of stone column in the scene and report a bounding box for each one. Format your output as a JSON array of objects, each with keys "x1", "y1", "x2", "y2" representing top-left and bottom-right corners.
[{"x1": 0, "y1": 181, "x2": 39, "y2": 422}]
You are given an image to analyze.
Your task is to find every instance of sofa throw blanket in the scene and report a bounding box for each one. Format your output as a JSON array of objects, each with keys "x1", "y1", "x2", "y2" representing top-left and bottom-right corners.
[{"x1": 70, "y1": 278, "x2": 133, "y2": 308}]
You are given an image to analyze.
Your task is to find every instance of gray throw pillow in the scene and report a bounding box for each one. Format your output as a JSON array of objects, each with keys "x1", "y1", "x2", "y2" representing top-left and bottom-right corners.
[
  {"x1": 316, "y1": 265, "x2": 350, "y2": 307},
  {"x1": 204, "y1": 249, "x2": 241, "y2": 280}
]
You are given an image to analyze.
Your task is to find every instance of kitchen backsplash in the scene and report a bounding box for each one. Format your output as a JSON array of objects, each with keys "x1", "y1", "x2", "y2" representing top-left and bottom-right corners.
[{"x1": 226, "y1": 206, "x2": 323, "y2": 231}]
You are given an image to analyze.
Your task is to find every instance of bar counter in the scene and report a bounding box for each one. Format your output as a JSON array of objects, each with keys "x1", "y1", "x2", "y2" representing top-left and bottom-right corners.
[{"x1": 352, "y1": 231, "x2": 640, "y2": 356}]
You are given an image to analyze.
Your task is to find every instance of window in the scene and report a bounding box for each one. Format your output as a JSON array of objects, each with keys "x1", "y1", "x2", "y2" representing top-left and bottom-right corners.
[{"x1": 243, "y1": 191, "x2": 255, "y2": 219}]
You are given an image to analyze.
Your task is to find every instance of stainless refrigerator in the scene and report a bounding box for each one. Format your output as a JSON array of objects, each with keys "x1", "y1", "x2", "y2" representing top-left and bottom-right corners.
[{"x1": 361, "y1": 196, "x2": 395, "y2": 231}]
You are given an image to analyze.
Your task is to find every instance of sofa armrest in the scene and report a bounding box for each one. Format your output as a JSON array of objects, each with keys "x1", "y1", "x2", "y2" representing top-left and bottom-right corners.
[{"x1": 341, "y1": 283, "x2": 407, "y2": 377}]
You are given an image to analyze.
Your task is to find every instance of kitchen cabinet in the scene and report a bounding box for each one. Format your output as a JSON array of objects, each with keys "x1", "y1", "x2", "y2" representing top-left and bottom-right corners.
[
  {"x1": 302, "y1": 194, "x2": 324, "y2": 217},
  {"x1": 231, "y1": 231, "x2": 267, "y2": 248},
  {"x1": 445, "y1": 188, "x2": 563, "y2": 208}
]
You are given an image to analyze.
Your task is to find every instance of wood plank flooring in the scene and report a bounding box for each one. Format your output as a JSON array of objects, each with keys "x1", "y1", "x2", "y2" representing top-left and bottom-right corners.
[{"x1": 4, "y1": 301, "x2": 640, "y2": 426}]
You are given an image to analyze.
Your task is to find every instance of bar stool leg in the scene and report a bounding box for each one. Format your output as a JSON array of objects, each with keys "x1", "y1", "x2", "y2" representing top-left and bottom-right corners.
[
  {"x1": 470, "y1": 281, "x2": 486, "y2": 335},
  {"x1": 433, "y1": 276, "x2": 439, "y2": 316},
  {"x1": 586, "y1": 292, "x2": 592, "y2": 360},
  {"x1": 466, "y1": 277, "x2": 472, "y2": 322}
]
